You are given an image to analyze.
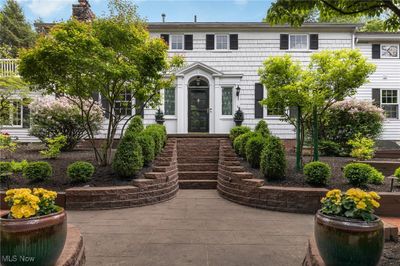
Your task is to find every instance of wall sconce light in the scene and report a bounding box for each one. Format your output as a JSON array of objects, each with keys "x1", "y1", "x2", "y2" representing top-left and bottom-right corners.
[{"x1": 236, "y1": 85, "x2": 241, "y2": 97}]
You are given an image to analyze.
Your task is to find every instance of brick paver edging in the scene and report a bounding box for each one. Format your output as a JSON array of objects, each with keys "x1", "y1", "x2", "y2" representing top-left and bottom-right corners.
[
  {"x1": 216, "y1": 139, "x2": 400, "y2": 217},
  {"x1": 56, "y1": 224, "x2": 86, "y2": 266}
]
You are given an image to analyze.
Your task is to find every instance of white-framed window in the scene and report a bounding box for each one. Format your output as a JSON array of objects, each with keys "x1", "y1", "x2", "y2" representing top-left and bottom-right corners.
[
  {"x1": 115, "y1": 91, "x2": 132, "y2": 116},
  {"x1": 381, "y1": 44, "x2": 399, "y2": 59},
  {"x1": 0, "y1": 100, "x2": 23, "y2": 127},
  {"x1": 222, "y1": 87, "x2": 233, "y2": 115},
  {"x1": 289, "y1": 34, "x2": 308, "y2": 50},
  {"x1": 381, "y1": 89, "x2": 399, "y2": 119},
  {"x1": 170, "y1": 35, "x2": 184, "y2": 50},
  {"x1": 216, "y1": 34, "x2": 229, "y2": 50},
  {"x1": 164, "y1": 87, "x2": 175, "y2": 116}
]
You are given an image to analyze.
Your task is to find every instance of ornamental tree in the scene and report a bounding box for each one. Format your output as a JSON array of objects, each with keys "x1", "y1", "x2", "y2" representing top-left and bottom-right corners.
[
  {"x1": 266, "y1": 0, "x2": 400, "y2": 31},
  {"x1": 258, "y1": 49, "x2": 376, "y2": 164},
  {"x1": 19, "y1": 0, "x2": 183, "y2": 165}
]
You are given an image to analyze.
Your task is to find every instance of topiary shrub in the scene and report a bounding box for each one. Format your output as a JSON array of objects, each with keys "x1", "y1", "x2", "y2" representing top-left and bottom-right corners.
[
  {"x1": 343, "y1": 163, "x2": 371, "y2": 187},
  {"x1": 245, "y1": 135, "x2": 268, "y2": 168},
  {"x1": 146, "y1": 124, "x2": 167, "y2": 146},
  {"x1": 254, "y1": 120, "x2": 270, "y2": 137},
  {"x1": 125, "y1": 116, "x2": 144, "y2": 135},
  {"x1": 229, "y1": 126, "x2": 251, "y2": 142},
  {"x1": 0, "y1": 161, "x2": 12, "y2": 181},
  {"x1": 23, "y1": 161, "x2": 52, "y2": 181},
  {"x1": 260, "y1": 136, "x2": 286, "y2": 180},
  {"x1": 369, "y1": 167, "x2": 385, "y2": 185},
  {"x1": 67, "y1": 161, "x2": 95, "y2": 183},
  {"x1": 144, "y1": 127, "x2": 163, "y2": 154},
  {"x1": 394, "y1": 167, "x2": 400, "y2": 182},
  {"x1": 303, "y1": 161, "x2": 331, "y2": 186},
  {"x1": 112, "y1": 134, "x2": 143, "y2": 178},
  {"x1": 137, "y1": 132, "x2": 155, "y2": 165}
]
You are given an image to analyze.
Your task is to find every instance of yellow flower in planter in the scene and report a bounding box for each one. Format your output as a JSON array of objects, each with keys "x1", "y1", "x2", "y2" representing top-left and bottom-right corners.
[
  {"x1": 4, "y1": 188, "x2": 58, "y2": 219},
  {"x1": 356, "y1": 201, "x2": 367, "y2": 210}
]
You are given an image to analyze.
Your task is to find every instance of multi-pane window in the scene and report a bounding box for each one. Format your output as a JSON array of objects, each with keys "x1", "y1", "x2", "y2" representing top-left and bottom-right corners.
[
  {"x1": 114, "y1": 91, "x2": 132, "y2": 116},
  {"x1": 381, "y1": 89, "x2": 399, "y2": 119},
  {"x1": 289, "y1": 34, "x2": 308, "y2": 50},
  {"x1": 164, "y1": 87, "x2": 175, "y2": 115},
  {"x1": 0, "y1": 101, "x2": 22, "y2": 127},
  {"x1": 216, "y1": 35, "x2": 228, "y2": 50},
  {"x1": 222, "y1": 87, "x2": 233, "y2": 115},
  {"x1": 381, "y1": 44, "x2": 399, "y2": 58},
  {"x1": 171, "y1": 35, "x2": 183, "y2": 50}
]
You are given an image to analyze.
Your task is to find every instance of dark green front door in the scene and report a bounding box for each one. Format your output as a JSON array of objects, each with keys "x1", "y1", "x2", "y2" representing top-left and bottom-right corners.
[{"x1": 188, "y1": 88, "x2": 209, "y2": 132}]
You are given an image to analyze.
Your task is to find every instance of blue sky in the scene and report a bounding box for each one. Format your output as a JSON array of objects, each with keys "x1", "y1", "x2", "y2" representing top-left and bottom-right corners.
[{"x1": 0, "y1": 0, "x2": 273, "y2": 23}]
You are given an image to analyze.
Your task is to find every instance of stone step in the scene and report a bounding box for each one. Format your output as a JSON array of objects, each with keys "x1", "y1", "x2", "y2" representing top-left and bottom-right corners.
[
  {"x1": 178, "y1": 156, "x2": 219, "y2": 163},
  {"x1": 178, "y1": 171, "x2": 218, "y2": 180},
  {"x1": 179, "y1": 180, "x2": 218, "y2": 189},
  {"x1": 178, "y1": 163, "x2": 218, "y2": 172}
]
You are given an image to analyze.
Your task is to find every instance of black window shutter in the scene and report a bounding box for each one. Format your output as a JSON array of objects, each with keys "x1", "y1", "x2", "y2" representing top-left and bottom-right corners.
[
  {"x1": 309, "y1": 34, "x2": 319, "y2": 50},
  {"x1": 184, "y1": 35, "x2": 193, "y2": 50},
  {"x1": 22, "y1": 101, "x2": 30, "y2": 129},
  {"x1": 255, "y1": 83, "x2": 264, "y2": 119},
  {"x1": 372, "y1": 44, "x2": 380, "y2": 59},
  {"x1": 229, "y1": 34, "x2": 238, "y2": 50},
  {"x1": 372, "y1": 89, "x2": 381, "y2": 107},
  {"x1": 161, "y1": 34, "x2": 169, "y2": 45},
  {"x1": 280, "y1": 34, "x2": 289, "y2": 50},
  {"x1": 206, "y1": 34, "x2": 215, "y2": 50},
  {"x1": 101, "y1": 94, "x2": 110, "y2": 119},
  {"x1": 289, "y1": 106, "x2": 298, "y2": 119}
]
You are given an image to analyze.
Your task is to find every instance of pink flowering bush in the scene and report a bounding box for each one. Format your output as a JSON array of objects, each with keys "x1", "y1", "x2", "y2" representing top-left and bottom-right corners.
[
  {"x1": 324, "y1": 99, "x2": 384, "y2": 153},
  {"x1": 29, "y1": 96, "x2": 103, "y2": 151}
]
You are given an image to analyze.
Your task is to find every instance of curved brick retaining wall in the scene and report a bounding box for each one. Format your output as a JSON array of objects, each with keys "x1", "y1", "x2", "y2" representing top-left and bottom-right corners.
[
  {"x1": 217, "y1": 139, "x2": 400, "y2": 217},
  {"x1": 65, "y1": 138, "x2": 179, "y2": 210}
]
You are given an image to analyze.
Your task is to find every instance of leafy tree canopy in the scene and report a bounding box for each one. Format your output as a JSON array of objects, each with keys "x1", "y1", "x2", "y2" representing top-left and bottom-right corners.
[
  {"x1": 266, "y1": 0, "x2": 400, "y2": 31},
  {"x1": 0, "y1": 0, "x2": 36, "y2": 57}
]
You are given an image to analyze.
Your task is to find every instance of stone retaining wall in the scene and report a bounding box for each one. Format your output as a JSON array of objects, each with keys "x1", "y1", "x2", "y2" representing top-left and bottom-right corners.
[{"x1": 217, "y1": 139, "x2": 400, "y2": 217}]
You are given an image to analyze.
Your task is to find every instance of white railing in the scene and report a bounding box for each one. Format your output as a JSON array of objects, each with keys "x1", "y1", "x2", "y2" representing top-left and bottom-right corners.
[{"x1": 0, "y1": 59, "x2": 19, "y2": 77}]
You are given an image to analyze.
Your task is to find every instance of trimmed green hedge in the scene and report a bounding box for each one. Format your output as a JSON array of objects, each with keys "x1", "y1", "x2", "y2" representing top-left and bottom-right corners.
[
  {"x1": 112, "y1": 134, "x2": 143, "y2": 178},
  {"x1": 137, "y1": 132, "x2": 156, "y2": 165},
  {"x1": 260, "y1": 136, "x2": 286, "y2": 180},
  {"x1": 343, "y1": 163, "x2": 371, "y2": 187},
  {"x1": 303, "y1": 161, "x2": 331, "y2": 186},
  {"x1": 229, "y1": 126, "x2": 251, "y2": 142},
  {"x1": 126, "y1": 116, "x2": 144, "y2": 134},
  {"x1": 245, "y1": 135, "x2": 268, "y2": 168},
  {"x1": 255, "y1": 120, "x2": 270, "y2": 137}
]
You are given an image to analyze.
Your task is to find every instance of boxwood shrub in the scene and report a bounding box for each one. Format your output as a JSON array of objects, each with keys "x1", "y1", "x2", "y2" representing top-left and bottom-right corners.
[
  {"x1": 112, "y1": 134, "x2": 143, "y2": 178},
  {"x1": 343, "y1": 163, "x2": 371, "y2": 187},
  {"x1": 234, "y1": 132, "x2": 257, "y2": 158},
  {"x1": 254, "y1": 120, "x2": 270, "y2": 137},
  {"x1": 146, "y1": 124, "x2": 167, "y2": 145},
  {"x1": 67, "y1": 161, "x2": 95, "y2": 183},
  {"x1": 144, "y1": 128, "x2": 163, "y2": 154},
  {"x1": 229, "y1": 126, "x2": 251, "y2": 142},
  {"x1": 369, "y1": 167, "x2": 385, "y2": 185},
  {"x1": 0, "y1": 161, "x2": 12, "y2": 181},
  {"x1": 137, "y1": 132, "x2": 156, "y2": 165},
  {"x1": 23, "y1": 161, "x2": 52, "y2": 181},
  {"x1": 303, "y1": 161, "x2": 331, "y2": 186},
  {"x1": 126, "y1": 116, "x2": 144, "y2": 134},
  {"x1": 260, "y1": 136, "x2": 286, "y2": 180},
  {"x1": 245, "y1": 135, "x2": 268, "y2": 168}
]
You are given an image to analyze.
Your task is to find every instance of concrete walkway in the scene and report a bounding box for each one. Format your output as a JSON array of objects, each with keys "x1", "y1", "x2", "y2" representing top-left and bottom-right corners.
[{"x1": 68, "y1": 190, "x2": 314, "y2": 266}]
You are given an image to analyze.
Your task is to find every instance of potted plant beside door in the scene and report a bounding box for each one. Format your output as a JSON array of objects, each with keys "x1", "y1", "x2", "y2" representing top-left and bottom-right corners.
[
  {"x1": 233, "y1": 107, "x2": 244, "y2": 126},
  {"x1": 315, "y1": 188, "x2": 384, "y2": 266},
  {"x1": 1, "y1": 188, "x2": 67, "y2": 266}
]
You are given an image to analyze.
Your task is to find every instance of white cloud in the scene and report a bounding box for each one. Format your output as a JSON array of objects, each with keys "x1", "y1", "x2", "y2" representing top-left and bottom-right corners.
[{"x1": 17, "y1": 0, "x2": 75, "y2": 19}]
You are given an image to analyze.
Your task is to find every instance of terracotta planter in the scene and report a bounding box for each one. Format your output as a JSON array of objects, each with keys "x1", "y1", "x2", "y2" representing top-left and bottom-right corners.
[
  {"x1": 315, "y1": 210, "x2": 384, "y2": 266},
  {"x1": 1, "y1": 209, "x2": 67, "y2": 266}
]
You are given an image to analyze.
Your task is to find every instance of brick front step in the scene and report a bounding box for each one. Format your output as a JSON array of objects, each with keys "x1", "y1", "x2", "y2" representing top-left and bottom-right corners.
[
  {"x1": 178, "y1": 171, "x2": 218, "y2": 180},
  {"x1": 179, "y1": 180, "x2": 218, "y2": 189},
  {"x1": 178, "y1": 156, "x2": 219, "y2": 163},
  {"x1": 177, "y1": 151, "x2": 219, "y2": 157},
  {"x1": 178, "y1": 163, "x2": 219, "y2": 171}
]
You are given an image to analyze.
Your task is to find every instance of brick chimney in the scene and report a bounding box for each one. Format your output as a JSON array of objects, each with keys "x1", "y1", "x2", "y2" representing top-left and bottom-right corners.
[{"x1": 72, "y1": 0, "x2": 95, "y2": 22}]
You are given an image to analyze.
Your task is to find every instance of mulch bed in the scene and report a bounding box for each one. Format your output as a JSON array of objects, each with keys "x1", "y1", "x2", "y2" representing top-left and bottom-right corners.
[
  {"x1": 0, "y1": 143, "x2": 151, "y2": 191},
  {"x1": 242, "y1": 154, "x2": 400, "y2": 193}
]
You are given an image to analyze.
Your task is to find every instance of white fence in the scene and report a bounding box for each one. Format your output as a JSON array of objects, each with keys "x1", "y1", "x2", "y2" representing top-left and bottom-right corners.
[{"x1": 0, "y1": 59, "x2": 19, "y2": 77}]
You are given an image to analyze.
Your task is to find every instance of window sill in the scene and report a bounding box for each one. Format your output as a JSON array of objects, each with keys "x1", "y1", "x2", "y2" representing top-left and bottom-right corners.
[
  {"x1": 220, "y1": 115, "x2": 233, "y2": 120},
  {"x1": 164, "y1": 115, "x2": 177, "y2": 120}
]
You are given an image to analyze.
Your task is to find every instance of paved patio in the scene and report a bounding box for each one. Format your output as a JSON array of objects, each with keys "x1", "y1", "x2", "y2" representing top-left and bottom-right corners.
[{"x1": 68, "y1": 190, "x2": 314, "y2": 266}]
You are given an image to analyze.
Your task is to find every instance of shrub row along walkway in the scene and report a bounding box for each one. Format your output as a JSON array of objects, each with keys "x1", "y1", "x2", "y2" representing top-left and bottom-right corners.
[{"x1": 68, "y1": 190, "x2": 314, "y2": 266}]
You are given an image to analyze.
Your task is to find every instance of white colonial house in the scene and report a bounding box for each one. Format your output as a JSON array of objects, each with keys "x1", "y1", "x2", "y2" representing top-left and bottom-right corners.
[{"x1": 1, "y1": 19, "x2": 400, "y2": 142}]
